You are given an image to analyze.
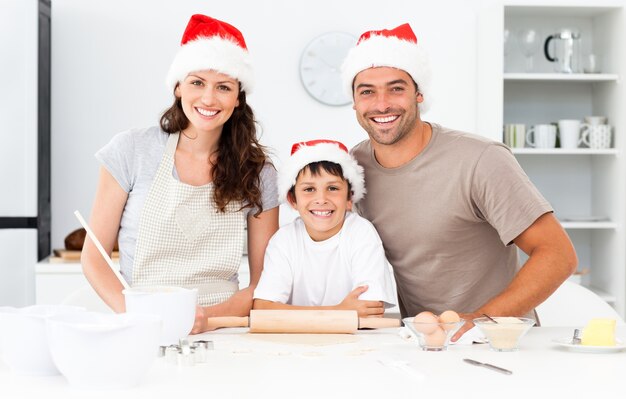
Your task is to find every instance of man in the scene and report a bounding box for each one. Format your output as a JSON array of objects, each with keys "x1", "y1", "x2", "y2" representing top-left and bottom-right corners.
[{"x1": 340, "y1": 23, "x2": 577, "y2": 339}]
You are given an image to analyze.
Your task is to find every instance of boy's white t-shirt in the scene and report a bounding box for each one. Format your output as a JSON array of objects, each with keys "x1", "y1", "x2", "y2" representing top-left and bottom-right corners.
[{"x1": 253, "y1": 212, "x2": 396, "y2": 307}]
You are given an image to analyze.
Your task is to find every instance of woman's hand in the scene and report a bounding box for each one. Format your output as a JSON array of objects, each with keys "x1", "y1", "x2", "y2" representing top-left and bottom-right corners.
[
  {"x1": 190, "y1": 287, "x2": 255, "y2": 334},
  {"x1": 337, "y1": 286, "x2": 384, "y2": 318},
  {"x1": 190, "y1": 305, "x2": 212, "y2": 334}
]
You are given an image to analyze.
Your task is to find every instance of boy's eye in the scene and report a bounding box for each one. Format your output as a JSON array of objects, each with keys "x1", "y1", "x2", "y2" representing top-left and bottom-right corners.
[
  {"x1": 302, "y1": 187, "x2": 315, "y2": 192},
  {"x1": 328, "y1": 186, "x2": 340, "y2": 191}
]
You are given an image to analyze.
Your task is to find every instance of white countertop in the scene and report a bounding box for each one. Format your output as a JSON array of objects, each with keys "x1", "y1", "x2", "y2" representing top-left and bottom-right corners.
[{"x1": 1, "y1": 326, "x2": 624, "y2": 398}]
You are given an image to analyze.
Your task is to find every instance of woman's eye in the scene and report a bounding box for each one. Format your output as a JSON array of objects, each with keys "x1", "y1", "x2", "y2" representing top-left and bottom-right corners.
[
  {"x1": 190, "y1": 80, "x2": 203, "y2": 86},
  {"x1": 217, "y1": 84, "x2": 233, "y2": 91}
]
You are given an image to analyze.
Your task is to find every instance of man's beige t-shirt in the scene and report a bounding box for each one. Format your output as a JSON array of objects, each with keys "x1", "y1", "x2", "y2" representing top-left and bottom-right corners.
[{"x1": 352, "y1": 123, "x2": 552, "y2": 318}]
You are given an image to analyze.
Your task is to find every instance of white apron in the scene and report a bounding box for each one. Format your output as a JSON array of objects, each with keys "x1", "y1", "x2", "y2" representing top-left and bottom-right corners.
[{"x1": 132, "y1": 133, "x2": 245, "y2": 306}]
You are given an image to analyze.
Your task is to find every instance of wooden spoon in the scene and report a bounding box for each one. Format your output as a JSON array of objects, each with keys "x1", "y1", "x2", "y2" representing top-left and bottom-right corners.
[{"x1": 74, "y1": 210, "x2": 129, "y2": 289}]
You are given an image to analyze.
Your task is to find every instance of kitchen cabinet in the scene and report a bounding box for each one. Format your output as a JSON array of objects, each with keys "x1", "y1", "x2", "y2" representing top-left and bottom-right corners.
[
  {"x1": 34, "y1": 257, "x2": 251, "y2": 305},
  {"x1": 478, "y1": 3, "x2": 625, "y2": 316},
  {"x1": 35, "y1": 257, "x2": 261, "y2": 306}
]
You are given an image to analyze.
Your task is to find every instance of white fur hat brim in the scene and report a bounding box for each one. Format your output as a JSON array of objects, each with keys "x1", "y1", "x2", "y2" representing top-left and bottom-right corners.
[
  {"x1": 278, "y1": 143, "x2": 366, "y2": 204},
  {"x1": 341, "y1": 34, "x2": 431, "y2": 113},
  {"x1": 165, "y1": 36, "x2": 254, "y2": 93}
]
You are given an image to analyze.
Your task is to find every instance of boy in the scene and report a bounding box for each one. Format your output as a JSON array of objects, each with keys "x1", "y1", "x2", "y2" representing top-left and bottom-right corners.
[{"x1": 253, "y1": 140, "x2": 396, "y2": 317}]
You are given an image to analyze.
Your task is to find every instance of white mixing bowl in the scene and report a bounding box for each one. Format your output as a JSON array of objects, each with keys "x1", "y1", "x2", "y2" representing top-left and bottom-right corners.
[
  {"x1": 0, "y1": 305, "x2": 84, "y2": 376},
  {"x1": 47, "y1": 312, "x2": 161, "y2": 389},
  {"x1": 123, "y1": 286, "x2": 197, "y2": 345}
]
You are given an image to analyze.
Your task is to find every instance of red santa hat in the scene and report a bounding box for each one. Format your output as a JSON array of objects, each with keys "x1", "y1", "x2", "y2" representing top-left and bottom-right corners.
[
  {"x1": 165, "y1": 14, "x2": 254, "y2": 93},
  {"x1": 278, "y1": 140, "x2": 366, "y2": 204},
  {"x1": 341, "y1": 23, "x2": 431, "y2": 112}
]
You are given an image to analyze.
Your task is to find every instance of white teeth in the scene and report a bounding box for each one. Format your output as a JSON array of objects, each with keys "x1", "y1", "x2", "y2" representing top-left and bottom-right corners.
[
  {"x1": 197, "y1": 108, "x2": 218, "y2": 117},
  {"x1": 311, "y1": 210, "x2": 332, "y2": 216},
  {"x1": 373, "y1": 115, "x2": 399, "y2": 123}
]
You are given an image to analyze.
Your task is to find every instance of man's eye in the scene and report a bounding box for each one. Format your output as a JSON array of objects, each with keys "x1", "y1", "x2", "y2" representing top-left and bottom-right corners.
[
  {"x1": 391, "y1": 86, "x2": 404, "y2": 92},
  {"x1": 359, "y1": 89, "x2": 373, "y2": 96}
]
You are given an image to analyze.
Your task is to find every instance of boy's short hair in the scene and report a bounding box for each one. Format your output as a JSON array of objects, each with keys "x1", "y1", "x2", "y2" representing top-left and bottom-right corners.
[
  {"x1": 287, "y1": 161, "x2": 354, "y2": 203},
  {"x1": 278, "y1": 140, "x2": 365, "y2": 204}
]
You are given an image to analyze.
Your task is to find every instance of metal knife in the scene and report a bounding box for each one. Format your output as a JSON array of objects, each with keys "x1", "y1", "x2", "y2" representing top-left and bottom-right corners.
[{"x1": 463, "y1": 358, "x2": 513, "y2": 375}]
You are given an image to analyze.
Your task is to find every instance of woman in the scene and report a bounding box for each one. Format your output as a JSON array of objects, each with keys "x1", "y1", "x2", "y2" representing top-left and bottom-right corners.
[{"x1": 81, "y1": 14, "x2": 279, "y2": 333}]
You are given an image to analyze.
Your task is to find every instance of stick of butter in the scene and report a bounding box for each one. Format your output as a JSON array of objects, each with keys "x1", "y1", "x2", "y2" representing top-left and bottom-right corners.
[{"x1": 581, "y1": 318, "x2": 616, "y2": 346}]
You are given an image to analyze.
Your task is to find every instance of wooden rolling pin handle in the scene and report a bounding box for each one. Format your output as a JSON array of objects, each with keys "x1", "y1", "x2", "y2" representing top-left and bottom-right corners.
[
  {"x1": 205, "y1": 316, "x2": 249, "y2": 330},
  {"x1": 358, "y1": 317, "x2": 401, "y2": 329}
]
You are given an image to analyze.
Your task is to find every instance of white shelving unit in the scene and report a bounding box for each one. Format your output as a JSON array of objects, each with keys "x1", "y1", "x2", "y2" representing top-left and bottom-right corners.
[
  {"x1": 512, "y1": 148, "x2": 619, "y2": 154},
  {"x1": 503, "y1": 72, "x2": 619, "y2": 81},
  {"x1": 478, "y1": 3, "x2": 625, "y2": 315}
]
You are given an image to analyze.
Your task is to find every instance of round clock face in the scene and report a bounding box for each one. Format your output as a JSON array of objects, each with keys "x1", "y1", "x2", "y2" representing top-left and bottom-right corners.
[{"x1": 299, "y1": 32, "x2": 356, "y2": 106}]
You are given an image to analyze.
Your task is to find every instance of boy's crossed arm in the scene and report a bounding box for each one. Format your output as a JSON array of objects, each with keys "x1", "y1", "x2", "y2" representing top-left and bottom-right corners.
[{"x1": 253, "y1": 285, "x2": 384, "y2": 318}]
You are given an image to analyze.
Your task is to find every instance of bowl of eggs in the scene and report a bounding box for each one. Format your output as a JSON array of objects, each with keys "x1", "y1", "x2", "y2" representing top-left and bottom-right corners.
[{"x1": 402, "y1": 310, "x2": 465, "y2": 351}]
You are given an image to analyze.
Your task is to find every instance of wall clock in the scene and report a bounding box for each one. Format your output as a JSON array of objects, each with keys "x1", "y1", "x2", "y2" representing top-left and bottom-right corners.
[{"x1": 299, "y1": 32, "x2": 356, "y2": 106}]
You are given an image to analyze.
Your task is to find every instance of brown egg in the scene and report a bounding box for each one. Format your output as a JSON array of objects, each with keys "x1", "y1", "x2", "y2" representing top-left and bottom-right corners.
[
  {"x1": 424, "y1": 327, "x2": 447, "y2": 347},
  {"x1": 413, "y1": 311, "x2": 439, "y2": 334},
  {"x1": 439, "y1": 310, "x2": 461, "y2": 330}
]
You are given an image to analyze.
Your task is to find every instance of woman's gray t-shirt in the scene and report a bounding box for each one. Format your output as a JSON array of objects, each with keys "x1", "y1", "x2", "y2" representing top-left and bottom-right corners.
[{"x1": 95, "y1": 126, "x2": 279, "y2": 284}]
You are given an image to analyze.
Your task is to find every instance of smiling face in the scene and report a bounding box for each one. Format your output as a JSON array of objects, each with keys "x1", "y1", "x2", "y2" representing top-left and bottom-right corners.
[
  {"x1": 175, "y1": 70, "x2": 240, "y2": 137},
  {"x1": 288, "y1": 164, "x2": 353, "y2": 242},
  {"x1": 352, "y1": 67, "x2": 422, "y2": 146}
]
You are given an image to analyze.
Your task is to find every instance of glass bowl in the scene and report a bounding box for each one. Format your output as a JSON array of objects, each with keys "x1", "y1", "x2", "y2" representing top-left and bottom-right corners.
[
  {"x1": 473, "y1": 317, "x2": 535, "y2": 352},
  {"x1": 402, "y1": 317, "x2": 465, "y2": 351}
]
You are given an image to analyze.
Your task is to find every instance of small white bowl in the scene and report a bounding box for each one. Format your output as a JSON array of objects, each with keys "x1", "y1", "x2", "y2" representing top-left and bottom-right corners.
[
  {"x1": 124, "y1": 286, "x2": 197, "y2": 345},
  {"x1": 47, "y1": 312, "x2": 161, "y2": 389},
  {"x1": 0, "y1": 305, "x2": 84, "y2": 376}
]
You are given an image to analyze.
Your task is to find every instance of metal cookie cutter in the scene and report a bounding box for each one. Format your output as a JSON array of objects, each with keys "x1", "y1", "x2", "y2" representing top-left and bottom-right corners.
[
  {"x1": 158, "y1": 339, "x2": 214, "y2": 366},
  {"x1": 191, "y1": 340, "x2": 214, "y2": 363},
  {"x1": 178, "y1": 339, "x2": 194, "y2": 366},
  {"x1": 158, "y1": 344, "x2": 181, "y2": 363}
]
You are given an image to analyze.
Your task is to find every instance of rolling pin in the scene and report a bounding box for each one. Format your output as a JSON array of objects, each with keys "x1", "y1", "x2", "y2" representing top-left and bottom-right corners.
[{"x1": 205, "y1": 309, "x2": 400, "y2": 333}]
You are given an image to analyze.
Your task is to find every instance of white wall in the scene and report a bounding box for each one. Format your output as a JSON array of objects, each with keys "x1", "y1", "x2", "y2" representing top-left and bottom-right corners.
[{"x1": 51, "y1": 0, "x2": 481, "y2": 248}]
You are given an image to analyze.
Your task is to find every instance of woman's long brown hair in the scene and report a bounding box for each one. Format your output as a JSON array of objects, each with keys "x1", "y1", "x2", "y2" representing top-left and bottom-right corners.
[{"x1": 159, "y1": 88, "x2": 269, "y2": 217}]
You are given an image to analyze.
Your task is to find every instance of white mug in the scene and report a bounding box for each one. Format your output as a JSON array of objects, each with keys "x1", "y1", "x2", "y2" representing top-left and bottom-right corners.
[
  {"x1": 558, "y1": 119, "x2": 583, "y2": 149},
  {"x1": 584, "y1": 116, "x2": 608, "y2": 126},
  {"x1": 526, "y1": 124, "x2": 557, "y2": 148},
  {"x1": 504, "y1": 124, "x2": 526, "y2": 148},
  {"x1": 581, "y1": 124, "x2": 612, "y2": 149}
]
